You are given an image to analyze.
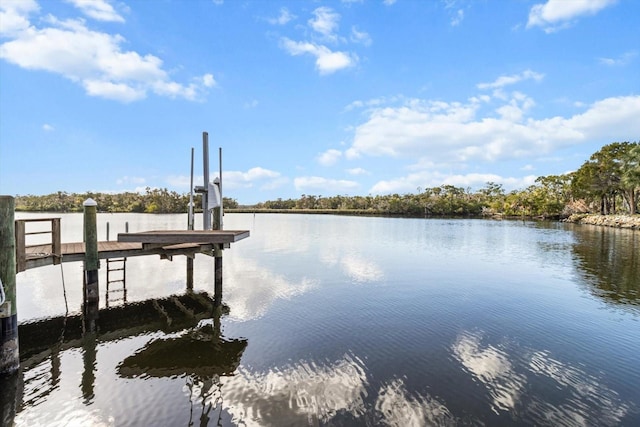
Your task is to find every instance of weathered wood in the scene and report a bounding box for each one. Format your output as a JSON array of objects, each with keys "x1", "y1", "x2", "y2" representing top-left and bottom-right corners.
[
  {"x1": 0, "y1": 195, "x2": 19, "y2": 374},
  {"x1": 21, "y1": 241, "x2": 217, "y2": 270},
  {"x1": 14, "y1": 219, "x2": 26, "y2": 273},
  {"x1": 83, "y1": 199, "x2": 99, "y2": 304},
  {"x1": 51, "y1": 217, "x2": 61, "y2": 265},
  {"x1": 15, "y1": 218, "x2": 62, "y2": 271},
  {"x1": 118, "y1": 230, "x2": 249, "y2": 244}
]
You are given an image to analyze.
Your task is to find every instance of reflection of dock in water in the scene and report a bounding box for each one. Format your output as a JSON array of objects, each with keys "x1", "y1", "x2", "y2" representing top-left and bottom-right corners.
[
  {"x1": 9, "y1": 291, "x2": 247, "y2": 425},
  {"x1": 18, "y1": 291, "x2": 232, "y2": 369},
  {"x1": 118, "y1": 324, "x2": 247, "y2": 379}
]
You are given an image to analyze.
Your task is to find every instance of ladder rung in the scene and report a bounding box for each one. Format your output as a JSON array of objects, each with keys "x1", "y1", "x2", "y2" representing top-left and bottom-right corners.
[{"x1": 108, "y1": 268, "x2": 126, "y2": 272}]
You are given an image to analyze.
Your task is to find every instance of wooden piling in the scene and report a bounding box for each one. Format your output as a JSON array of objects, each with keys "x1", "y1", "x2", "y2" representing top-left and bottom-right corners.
[
  {"x1": 213, "y1": 205, "x2": 223, "y2": 304},
  {"x1": 0, "y1": 196, "x2": 19, "y2": 374},
  {"x1": 83, "y1": 199, "x2": 99, "y2": 304}
]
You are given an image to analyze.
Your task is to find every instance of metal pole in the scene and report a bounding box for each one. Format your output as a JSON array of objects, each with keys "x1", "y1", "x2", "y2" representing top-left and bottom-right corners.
[
  {"x1": 219, "y1": 147, "x2": 223, "y2": 230},
  {"x1": 0, "y1": 196, "x2": 19, "y2": 374},
  {"x1": 202, "y1": 132, "x2": 210, "y2": 231},
  {"x1": 189, "y1": 147, "x2": 195, "y2": 231}
]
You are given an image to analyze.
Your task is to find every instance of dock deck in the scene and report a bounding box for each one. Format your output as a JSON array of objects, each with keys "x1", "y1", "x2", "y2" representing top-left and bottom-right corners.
[{"x1": 19, "y1": 228, "x2": 250, "y2": 271}]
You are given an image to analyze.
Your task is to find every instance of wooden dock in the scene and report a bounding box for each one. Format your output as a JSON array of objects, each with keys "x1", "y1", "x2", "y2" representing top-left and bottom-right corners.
[{"x1": 16, "y1": 218, "x2": 250, "y2": 272}]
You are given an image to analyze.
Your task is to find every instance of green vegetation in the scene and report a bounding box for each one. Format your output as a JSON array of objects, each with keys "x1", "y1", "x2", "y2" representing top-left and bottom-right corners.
[
  {"x1": 15, "y1": 187, "x2": 238, "y2": 213},
  {"x1": 14, "y1": 142, "x2": 639, "y2": 217},
  {"x1": 252, "y1": 141, "x2": 638, "y2": 218}
]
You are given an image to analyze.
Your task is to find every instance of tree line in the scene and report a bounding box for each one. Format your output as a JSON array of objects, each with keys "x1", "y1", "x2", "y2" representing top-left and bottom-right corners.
[
  {"x1": 254, "y1": 141, "x2": 639, "y2": 218},
  {"x1": 15, "y1": 187, "x2": 239, "y2": 213},
  {"x1": 14, "y1": 142, "x2": 639, "y2": 217}
]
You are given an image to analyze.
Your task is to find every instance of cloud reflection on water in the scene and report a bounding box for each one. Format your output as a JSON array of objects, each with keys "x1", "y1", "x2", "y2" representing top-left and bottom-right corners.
[
  {"x1": 224, "y1": 255, "x2": 317, "y2": 321},
  {"x1": 216, "y1": 353, "x2": 455, "y2": 427},
  {"x1": 220, "y1": 353, "x2": 368, "y2": 426},
  {"x1": 375, "y1": 379, "x2": 454, "y2": 427},
  {"x1": 451, "y1": 330, "x2": 634, "y2": 426},
  {"x1": 452, "y1": 331, "x2": 526, "y2": 413}
]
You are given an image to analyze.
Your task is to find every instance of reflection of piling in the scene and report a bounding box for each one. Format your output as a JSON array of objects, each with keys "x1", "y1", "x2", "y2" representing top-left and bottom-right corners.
[
  {"x1": 81, "y1": 333, "x2": 97, "y2": 403},
  {"x1": 0, "y1": 196, "x2": 20, "y2": 375}
]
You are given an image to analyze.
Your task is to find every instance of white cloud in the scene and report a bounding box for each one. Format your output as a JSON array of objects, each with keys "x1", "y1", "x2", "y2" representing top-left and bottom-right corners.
[
  {"x1": 66, "y1": 0, "x2": 125, "y2": 23},
  {"x1": 344, "y1": 95, "x2": 402, "y2": 112},
  {"x1": 280, "y1": 38, "x2": 357, "y2": 74},
  {"x1": 383, "y1": 0, "x2": 397, "y2": 5},
  {"x1": 346, "y1": 167, "x2": 368, "y2": 176},
  {"x1": 477, "y1": 69, "x2": 544, "y2": 90},
  {"x1": 167, "y1": 168, "x2": 286, "y2": 191},
  {"x1": 84, "y1": 79, "x2": 146, "y2": 102},
  {"x1": 598, "y1": 50, "x2": 637, "y2": 66},
  {"x1": 42, "y1": 123, "x2": 54, "y2": 131},
  {"x1": 451, "y1": 9, "x2": 464, "y2": 26},
  {"x1": 244, "y1": 99, "x2": 258, "y2": 109},
  {"x1": 369, "y1": 171, "x2": 537, "y2": 195},
  {"x1": 317, "y1": 149, "x2": 342, "y2": 166},
  {"x1": 280, "y1": 7, "x2": 363, "y2": 75},
  {"x1": 0, "y1": 0, "x2": 39, "y2": 37},
  {"x1": 350, "y1": 26, "x2": 372, "y2": 46},
  {"x1": 225, "y1": 167, "x2": 287, "y2": 190},
  {"x1": 348, "y1": 94, "x2": 640, "y2": 164},
  {"x1": 308, "y1": 6, "x2": 340, "y2": 42},
  {"x1": 0, "y1": 9, "x2": 214, "y2": 102},
  {"x1": 527, "y1": 0, "x2": 618, "y2": 33},
  {"x1": 202, "y1": 73, "x2": 216, "y2": 87},
  {"x1": 117, "y1": 176, "x2": 146, "y2": 185},
  {"x1": 294, "y1": 176, "x2": 359, "y2": 193},
  {"x1": 267, "y1": 7, "x2": 295, "y2": 25}
]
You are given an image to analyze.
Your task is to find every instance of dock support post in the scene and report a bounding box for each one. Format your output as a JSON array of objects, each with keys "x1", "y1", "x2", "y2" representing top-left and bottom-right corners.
[
  {"x1": 213, "y1": 207, "x2": 223, "y2": 304},
  {"x1": 187, "y1": 147, "x2": 195, "y2": 291},
  {"x1": 212, "y1": 146, "x2": 223, "y2": 305},
  {"x1": 0, "y1": 196, "x2": 19, "y2": 375},
  {"x1": 83, "y1": 199, "x2": 99, "y2": 331},
  {"x1": 83, "y1": 199, "x2": 99, "y2": 304}
]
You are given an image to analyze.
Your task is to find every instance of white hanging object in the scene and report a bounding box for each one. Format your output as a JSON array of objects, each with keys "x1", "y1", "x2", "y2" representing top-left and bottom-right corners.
[{"x1": 207, "y1": 178, "x2": 221, "y2": 210}]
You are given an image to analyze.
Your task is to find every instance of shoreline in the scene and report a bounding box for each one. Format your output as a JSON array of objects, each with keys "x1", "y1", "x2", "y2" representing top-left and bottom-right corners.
[
  {"x1": 563, "y1": 214, "x2": 640, "y2": 230},
  {"x1": 14, "y1": 209, "x2": 640, "y2": 230}
]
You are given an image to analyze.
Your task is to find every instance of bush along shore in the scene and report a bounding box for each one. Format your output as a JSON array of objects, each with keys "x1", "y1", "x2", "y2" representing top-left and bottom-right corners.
[{"x1": 564, "y1": 214, "x2": 640, "y2": 230}]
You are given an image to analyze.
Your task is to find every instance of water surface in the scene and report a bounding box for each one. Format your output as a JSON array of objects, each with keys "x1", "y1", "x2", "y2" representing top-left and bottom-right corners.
[{"x1": 2, "y1": 213, "x2": 639, "y2": 426}]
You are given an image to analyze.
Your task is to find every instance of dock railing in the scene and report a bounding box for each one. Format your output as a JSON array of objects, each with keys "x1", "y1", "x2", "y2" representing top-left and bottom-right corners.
[{"x1": 15, "y1": 218, "x2": 61, "y2": 272}]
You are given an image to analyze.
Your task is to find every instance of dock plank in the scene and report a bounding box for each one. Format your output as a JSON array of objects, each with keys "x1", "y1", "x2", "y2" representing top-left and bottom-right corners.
[{"x1": 118, "y1": 230, "x2": 250, "y2": 245}]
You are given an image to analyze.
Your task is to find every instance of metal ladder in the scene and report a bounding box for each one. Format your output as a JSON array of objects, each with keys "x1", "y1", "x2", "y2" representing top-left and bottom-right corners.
[{"x1": 105, "y1": 257, "x2": 127, "y2": 307}]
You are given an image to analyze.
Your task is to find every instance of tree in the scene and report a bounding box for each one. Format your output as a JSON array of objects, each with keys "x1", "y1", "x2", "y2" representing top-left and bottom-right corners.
[
  {"x1": 621, "y1": 143, "x2": 640, "y2": 214},
  {"x1": 572, "y1": 142, "x2": 636, "y2": 214}
]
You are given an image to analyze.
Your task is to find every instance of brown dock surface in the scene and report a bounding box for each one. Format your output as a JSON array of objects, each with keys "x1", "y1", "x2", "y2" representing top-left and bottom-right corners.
[
  {"x1": 18, "y1": 227, "x2": 250, "y2": 271},
  {"x1": 117, "y1": 230, "x2": 250, "y2": 245}
]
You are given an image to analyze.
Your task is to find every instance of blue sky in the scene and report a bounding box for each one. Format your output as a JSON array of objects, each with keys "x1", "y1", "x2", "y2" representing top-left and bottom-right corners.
[{"x1": 1, "y1": 0, "x2": 639, "y2": 204}]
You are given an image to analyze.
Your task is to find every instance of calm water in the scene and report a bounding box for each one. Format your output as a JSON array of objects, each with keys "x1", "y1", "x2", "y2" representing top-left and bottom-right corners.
[{"x1": 2, "y1": 213, "x2": 639, "y2": 426}]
